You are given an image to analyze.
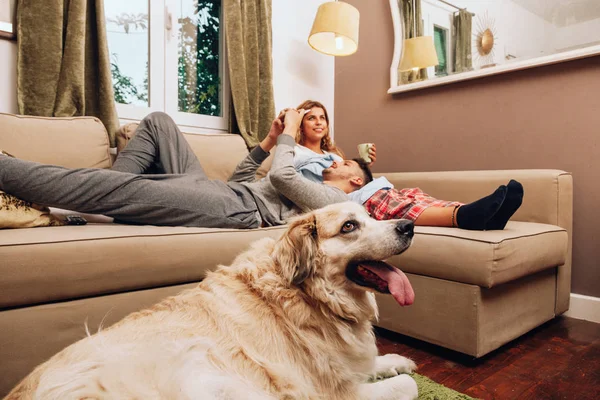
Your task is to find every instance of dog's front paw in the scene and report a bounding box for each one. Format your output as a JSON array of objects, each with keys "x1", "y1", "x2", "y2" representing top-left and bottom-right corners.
[
  {"x1": 386, "y1": 374, "x2": 418, "y2": 400},
  {"x1": 371, "y1": 353, "x2": 417, "y2": 380},
  {"x1": 361, "y1": 374, "x2": 418, "y2": 400}
]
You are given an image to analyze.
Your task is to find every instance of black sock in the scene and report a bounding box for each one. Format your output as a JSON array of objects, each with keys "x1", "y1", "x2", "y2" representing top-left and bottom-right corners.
[
  {"x1": 485, "y1": 180, "x2": 524, "y2": 230},
  {"x1": 456, "y1": 185, "x2": 507, "y2": 230}
]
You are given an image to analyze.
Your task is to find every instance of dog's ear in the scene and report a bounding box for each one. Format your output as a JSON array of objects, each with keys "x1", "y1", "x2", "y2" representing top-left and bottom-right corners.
[{"x1": 273, "y1": 213, "x2": 319, "y2": 285}]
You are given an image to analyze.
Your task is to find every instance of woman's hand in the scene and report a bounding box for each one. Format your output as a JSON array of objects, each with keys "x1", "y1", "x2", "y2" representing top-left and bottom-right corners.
[
  {"x1": 282, "y1": 109, "x2": 308, "y2": 138},
  {"x1": 368, "y1": 143, "x2": 377, "y2": 166}
]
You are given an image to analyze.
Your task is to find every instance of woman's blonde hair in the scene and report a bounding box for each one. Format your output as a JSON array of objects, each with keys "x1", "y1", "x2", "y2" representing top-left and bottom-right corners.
[{"x1": 296, "y1": 100, "x2": 345, "y2": 158}]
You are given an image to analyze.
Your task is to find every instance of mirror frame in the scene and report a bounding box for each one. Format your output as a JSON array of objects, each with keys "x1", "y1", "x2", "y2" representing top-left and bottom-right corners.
[{"x1": 388, "y1": 0, "x2": 600, "y2": 94}]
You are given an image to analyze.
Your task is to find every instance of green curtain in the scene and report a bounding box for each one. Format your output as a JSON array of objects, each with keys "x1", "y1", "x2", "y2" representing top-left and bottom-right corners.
[
  {"x1": 453, "y1": 9, "x2": 473, "y2": 73},
  {"x1": 224, "y1": 0, "x2": 275, "y2": 148},
  {"x1": 398, "y1": 0, "x2": 428, "y2": 85},
  {"x1": 16, "y1": 0, "x2": 119, "y2": 147}
]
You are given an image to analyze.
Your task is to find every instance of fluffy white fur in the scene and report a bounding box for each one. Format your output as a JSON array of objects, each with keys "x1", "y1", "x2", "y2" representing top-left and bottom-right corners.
[{"x1": 5, "y1": 202, "x2": 417, "y2": 400}]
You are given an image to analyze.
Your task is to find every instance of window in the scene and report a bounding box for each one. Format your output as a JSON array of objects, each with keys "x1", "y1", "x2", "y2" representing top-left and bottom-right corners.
[
  {"x1": 105, "y1": 0, "x2": 229, "y2": 132},
  {"x1": 433, "y1": 25, "x2": 448, "y2": 76},
  {"x1": 420, "y1": 1, "x2": 454, "y2": 78}
]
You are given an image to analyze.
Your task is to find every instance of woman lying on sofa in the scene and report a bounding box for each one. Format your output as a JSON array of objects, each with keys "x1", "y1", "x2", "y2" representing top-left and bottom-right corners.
[{"x1": 290, "y1": 100, "x2": 524, "y2": 231}]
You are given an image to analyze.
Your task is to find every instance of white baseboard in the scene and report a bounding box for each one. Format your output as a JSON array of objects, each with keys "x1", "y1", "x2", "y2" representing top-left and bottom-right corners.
[{"x1": 563, "y1": 293, "x2": 600, "y2": 323}]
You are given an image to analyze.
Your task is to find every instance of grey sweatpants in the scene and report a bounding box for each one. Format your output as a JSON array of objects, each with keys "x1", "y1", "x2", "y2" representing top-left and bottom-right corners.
[{"x1": 0, "y1": 112, "x2": 260, "y2": 228}]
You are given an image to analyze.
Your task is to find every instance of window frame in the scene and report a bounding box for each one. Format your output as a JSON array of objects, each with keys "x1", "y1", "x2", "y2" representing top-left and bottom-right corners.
[
  {"x1": 111, "y1": 0, "x2": 230, "y2": 133},
  {"x1": 420, "y1": 0, "x2": 454, "y2": 78}
]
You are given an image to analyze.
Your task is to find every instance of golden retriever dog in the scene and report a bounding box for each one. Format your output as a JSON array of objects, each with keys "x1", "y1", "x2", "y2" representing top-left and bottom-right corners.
[{"x1": 5, "y1": 202, "x2": 418, "y2": 400}]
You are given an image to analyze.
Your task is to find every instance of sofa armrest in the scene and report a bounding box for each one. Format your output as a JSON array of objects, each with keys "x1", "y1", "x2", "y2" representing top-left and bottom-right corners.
[
  {"x1": 376, "y1": 169, "x2": 573, "y2": 314},
  {"x1": 376, "y1": 169, "x2": 571, "y2": 226}
]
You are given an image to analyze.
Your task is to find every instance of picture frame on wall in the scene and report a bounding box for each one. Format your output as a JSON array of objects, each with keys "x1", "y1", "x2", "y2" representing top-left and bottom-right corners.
[{"x1": 0, "y1": 0, "x2": 16, "y2": 40}]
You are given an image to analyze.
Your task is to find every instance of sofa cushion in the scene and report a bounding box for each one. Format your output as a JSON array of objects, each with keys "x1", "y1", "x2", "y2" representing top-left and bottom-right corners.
[
  {"x1": 0, "y1": 224, "x2": 286, "y2": 310},
  {"x1": 0, "y1": 113, "x2": 111, "y2": 168},
  {"x1": 390, "y1": 221, "x2": 567, "y2": 288},
  {"x1": 115, "y1": 122, "x2": 249, "y2": 181},
  {"x1": 115, "y1": 121, "x2": 138, "y2": 153},
  {"x1": 0, "y1": 220, "x2": 566, "y2": 310}
]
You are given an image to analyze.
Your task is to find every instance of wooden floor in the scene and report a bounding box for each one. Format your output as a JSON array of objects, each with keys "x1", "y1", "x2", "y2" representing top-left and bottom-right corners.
[{"x1": 375, "y1": 316, "x2": 600, "y2": 400}]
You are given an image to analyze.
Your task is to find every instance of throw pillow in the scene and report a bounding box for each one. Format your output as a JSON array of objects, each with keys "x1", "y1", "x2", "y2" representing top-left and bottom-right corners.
[
  {"x1": 115, "y1": 122, "x2": 140, "y2": 153},
  {"x1": 0, "y1": 191, "x2": 65, "y2": 229}
]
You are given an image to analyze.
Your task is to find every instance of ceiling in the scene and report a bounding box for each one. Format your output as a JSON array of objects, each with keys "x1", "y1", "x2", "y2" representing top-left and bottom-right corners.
[{"x1": 510, "y1": 0, "x2": 600, "y2": 27}]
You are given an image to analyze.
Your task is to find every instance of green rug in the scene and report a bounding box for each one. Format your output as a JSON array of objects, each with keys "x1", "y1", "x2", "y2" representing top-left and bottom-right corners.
[{"x1": 410, "y1": 373, "x2": 477, "y2": 400}]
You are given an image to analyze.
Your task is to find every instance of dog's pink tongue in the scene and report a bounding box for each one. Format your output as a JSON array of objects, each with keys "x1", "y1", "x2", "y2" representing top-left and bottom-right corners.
[{"x1": 361, "y1": 262, "x2": 415, "y2": 306}]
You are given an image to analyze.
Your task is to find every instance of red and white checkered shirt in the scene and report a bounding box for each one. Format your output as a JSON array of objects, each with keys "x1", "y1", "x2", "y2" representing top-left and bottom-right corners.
[{"x1": 364, "y1": 188, "x2": 463, "y2": 221}]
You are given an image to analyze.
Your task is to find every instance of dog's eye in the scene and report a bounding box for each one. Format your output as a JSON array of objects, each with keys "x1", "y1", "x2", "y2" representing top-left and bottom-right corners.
[{"x1": 341, "y1": 221, "x2": 357, "y2": 234}]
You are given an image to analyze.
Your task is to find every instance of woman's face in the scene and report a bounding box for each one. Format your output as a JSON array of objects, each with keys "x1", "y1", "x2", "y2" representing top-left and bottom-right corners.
[{"x1": 301, "y1": 107, "x2": 328, "y2": 143}]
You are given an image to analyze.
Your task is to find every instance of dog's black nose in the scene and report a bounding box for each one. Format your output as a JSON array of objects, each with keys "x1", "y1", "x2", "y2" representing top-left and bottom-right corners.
[{"x1": 395, "y1": 220, "x2": 414, "y2": 238}]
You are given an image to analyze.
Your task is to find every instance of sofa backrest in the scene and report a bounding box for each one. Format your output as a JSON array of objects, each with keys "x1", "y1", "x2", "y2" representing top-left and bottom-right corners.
[
  {"x1": 115, "y1": 122, "x2": 251, "y2": 181},
  {"x1": 0, "y1": 113, "x2": 112, "y2": 169},
  {"x1": 183, "y1": 133, "x2": 250, "y2": 181},
  {"x1": 0, "y1": 114, "x2": 254, "y2": 181}
]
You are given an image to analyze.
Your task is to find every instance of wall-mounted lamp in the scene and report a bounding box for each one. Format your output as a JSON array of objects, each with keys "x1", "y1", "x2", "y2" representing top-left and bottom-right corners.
[
  {"x1": 308, "y1": 1, "x2": 360, "y2": 56},
  {"x1": 399, "y1": 35, "x2": 439, "y2": 72}
]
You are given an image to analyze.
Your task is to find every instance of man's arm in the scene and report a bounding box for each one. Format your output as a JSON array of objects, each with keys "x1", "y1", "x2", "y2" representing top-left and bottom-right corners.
[
  {"x1": 228, "y1": 146, "x2": 270, "y2": 183},
  {"x1": 228, "y1": 112, "x2": 284, "y2": 183},
  {"x1": 269, "y1": 110, "x2": 348, "y2": 211}
]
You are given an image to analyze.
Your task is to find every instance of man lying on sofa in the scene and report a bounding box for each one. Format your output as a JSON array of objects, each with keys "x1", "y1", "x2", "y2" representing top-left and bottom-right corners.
[{"x1": 0, "y1": 109, "x2": 373, "y2": 229}]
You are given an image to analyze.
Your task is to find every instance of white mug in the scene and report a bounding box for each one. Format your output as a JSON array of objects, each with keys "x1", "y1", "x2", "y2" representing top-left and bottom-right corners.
[{"x1": 357, "y1": 143, "x2": 374, "y2": 163}]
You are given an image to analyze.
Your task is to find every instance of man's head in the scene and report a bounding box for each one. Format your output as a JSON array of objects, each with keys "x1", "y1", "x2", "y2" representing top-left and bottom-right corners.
[{"x1": 322, "y1": 158, "x2": 373, "y2": 194}]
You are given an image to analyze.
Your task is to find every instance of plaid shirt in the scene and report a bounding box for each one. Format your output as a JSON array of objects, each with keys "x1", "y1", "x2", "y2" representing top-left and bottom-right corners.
[{"x1": 364, "y1": 188, "x2": 463, "y2": 221}]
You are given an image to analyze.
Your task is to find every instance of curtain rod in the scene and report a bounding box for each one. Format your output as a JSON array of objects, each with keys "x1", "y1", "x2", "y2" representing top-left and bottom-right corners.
[{"x1": 438, "y1": 0, "x2": 475, "y2": 16}]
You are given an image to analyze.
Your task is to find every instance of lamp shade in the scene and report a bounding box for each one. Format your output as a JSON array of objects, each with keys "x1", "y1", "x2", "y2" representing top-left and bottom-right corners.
[
  {"x1": 308, "y1": 1, "x2": 359, "y2": 56},
  {"x1": 399, "y1": 36, "x2": 439, "y2": 71}
]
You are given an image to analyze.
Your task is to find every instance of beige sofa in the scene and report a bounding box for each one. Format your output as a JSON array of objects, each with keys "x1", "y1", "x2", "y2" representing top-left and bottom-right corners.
[{"x1": 0, "y1": 113, "x2": 572, "y2": 396}]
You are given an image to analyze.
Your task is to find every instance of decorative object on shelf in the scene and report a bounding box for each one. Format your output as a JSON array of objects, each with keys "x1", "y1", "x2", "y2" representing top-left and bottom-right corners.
[
  {"x1": 398, "y1": 0, "x2": 438, "y2": 84},
  {"x1": 473, "y1": 11, "x2": 498, "y2": 68},
  {"x1": 308, "y1": 1, "x2": 360, "y2": 56}
]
